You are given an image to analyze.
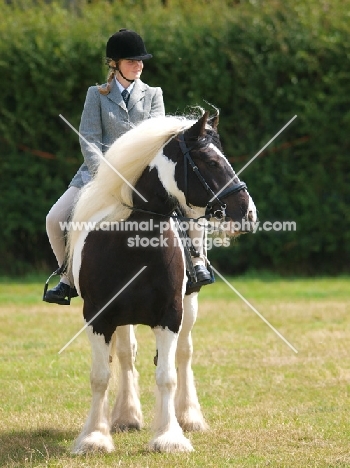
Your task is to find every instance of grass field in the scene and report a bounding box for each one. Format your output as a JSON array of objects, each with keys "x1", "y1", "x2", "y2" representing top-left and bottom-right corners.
[{"x1": 0, "y1": 275, "x2": 349, "y2": 467}]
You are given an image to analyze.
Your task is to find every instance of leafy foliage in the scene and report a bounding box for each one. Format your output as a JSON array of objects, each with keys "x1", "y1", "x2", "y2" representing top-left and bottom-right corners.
[{"x1": 0, "y1": 0, "x2": 349, "y2": 274}]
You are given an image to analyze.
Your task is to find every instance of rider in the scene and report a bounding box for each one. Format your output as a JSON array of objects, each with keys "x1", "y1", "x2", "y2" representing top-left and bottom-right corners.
[{"x1": 44, "y1": 29, "x2": 212, "y2": 305}]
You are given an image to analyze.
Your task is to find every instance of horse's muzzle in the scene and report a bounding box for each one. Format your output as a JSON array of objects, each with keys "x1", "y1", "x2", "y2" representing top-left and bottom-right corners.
[
  {"x1": 240, "y1": 196, "x2": 258, "y2": 233},
  {"x1": 229, "y1": 196, "x2": 258, "y2": 234}
]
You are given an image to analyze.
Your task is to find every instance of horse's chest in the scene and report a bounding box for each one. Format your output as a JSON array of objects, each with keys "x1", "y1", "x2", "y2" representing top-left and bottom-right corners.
[{"x1": 78, "y1": 225, "x2": 186, "y2": 336}]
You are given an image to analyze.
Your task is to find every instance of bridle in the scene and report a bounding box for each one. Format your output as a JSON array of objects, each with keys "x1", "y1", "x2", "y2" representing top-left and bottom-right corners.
[{"x1": 178, "y1": 132, "x2": 247, "y2": 220}]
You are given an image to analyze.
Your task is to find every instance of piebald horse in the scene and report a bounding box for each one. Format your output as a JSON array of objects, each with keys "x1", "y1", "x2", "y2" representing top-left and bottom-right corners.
[{"x1": 67, "y1": 111, "x2": 256, "y2": 453}]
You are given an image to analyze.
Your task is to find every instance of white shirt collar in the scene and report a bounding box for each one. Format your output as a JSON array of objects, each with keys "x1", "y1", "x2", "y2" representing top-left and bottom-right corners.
[{"x1": 115, "y1": 77, "x2": 135, "y2": 94}]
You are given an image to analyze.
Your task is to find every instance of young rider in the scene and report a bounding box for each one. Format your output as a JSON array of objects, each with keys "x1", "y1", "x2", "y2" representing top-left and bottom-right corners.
[{"x1": 44, "y1": 29, "x2": 212, "y2": 305}]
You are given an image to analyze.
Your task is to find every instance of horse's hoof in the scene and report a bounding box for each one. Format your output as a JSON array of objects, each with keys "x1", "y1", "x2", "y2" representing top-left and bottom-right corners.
[
  {"x1": 179, "y1": 419, "x2": 209, "y2": 432},
  {"x1": 111, "y1": 422, "x2": 142, "y2": 432},
  {"x1": 149, "y1": 431, "x2": 193, "y2": 453},
  {"x1": 72, "y1": 431, "x2": 115, "y2": 454},
  {"x1": 176, "y1": 409, "x2": 209, "y2": 432}
]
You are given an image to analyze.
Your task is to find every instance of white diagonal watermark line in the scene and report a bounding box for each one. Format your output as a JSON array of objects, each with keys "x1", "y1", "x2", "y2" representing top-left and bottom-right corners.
[
  {"x1": 211, "y1": 266, "x2": 298, "y2": 354},
  {"x1": 59, "y1": 114, "x2": 148, "y2": 203},
  {"x1": 210, "y1": 115, "x2": 297, "y2": 202},
  {"x1": 58, "y1": 266, "x2": 147, "y2": 354}
]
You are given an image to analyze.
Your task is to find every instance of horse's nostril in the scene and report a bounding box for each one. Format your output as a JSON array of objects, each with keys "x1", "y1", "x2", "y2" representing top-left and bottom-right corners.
[
  {"x1": 248, "y1": 210, "x2": 254, "y2": 222},
  {"x1": 241, "y1": 203, "x2": 249, "y2": 217}
]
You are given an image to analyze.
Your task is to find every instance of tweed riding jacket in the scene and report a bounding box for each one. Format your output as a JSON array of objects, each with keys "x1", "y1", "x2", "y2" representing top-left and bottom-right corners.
[{"x1": 69, "y1": 77, "x2": 165, "y2": 188}]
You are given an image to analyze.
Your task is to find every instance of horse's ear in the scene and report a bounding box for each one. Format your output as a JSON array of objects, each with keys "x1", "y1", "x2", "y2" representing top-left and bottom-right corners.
[
  {"x1": 185, "y1": 111, "x2": 209, "y2": 141},
  {"x1": 208, "y1": 112, "x2": 219, "y2": 131}
]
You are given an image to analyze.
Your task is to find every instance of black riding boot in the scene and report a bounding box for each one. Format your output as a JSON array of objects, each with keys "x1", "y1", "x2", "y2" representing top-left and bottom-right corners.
[
  {"x1": 186, "y1": 264, "x2": 214, "y2": 293},
  {"x1": 43, "y1": 282, "x2": 78, "y2": 305}
]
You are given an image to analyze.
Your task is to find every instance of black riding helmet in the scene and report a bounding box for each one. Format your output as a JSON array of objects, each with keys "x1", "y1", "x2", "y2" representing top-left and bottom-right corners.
[{"x1": 106, "y1": 29, "x2": 153, "y2": 61}]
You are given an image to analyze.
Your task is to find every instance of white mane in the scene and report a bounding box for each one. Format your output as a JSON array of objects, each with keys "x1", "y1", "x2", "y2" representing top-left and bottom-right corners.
[{"x1": 67, "y1": 115, "x2": 196, "y2": 261}]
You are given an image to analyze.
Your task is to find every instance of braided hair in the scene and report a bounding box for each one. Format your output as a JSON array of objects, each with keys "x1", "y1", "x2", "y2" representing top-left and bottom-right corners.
[{"x1": 97, "y1": 59, "x2": 118, "y2": 95}]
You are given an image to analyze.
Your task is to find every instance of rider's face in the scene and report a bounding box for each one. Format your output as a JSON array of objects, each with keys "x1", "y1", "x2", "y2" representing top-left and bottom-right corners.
[{"x1": 119, "y1": 59, "x2": 144, "y2": 81}]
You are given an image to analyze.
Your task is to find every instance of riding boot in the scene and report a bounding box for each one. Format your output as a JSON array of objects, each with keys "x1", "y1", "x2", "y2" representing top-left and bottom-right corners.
[
  {"x1": 186, "y1": 221, "x2": 214, "y2": 290},
  {"x1": 44, "y1": 281, "x2": 78, "y2": 305},
  {"x1": 193, "y1": 264, "x2": 212, "y2": 284}
]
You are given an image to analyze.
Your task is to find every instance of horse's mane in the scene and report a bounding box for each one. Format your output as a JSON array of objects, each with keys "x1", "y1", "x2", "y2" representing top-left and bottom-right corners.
[{"x1": 67, "y1": 114, "x2": 197, "y2": 263}]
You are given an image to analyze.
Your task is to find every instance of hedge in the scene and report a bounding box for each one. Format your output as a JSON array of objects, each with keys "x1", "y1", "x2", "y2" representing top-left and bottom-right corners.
[{"x1": 0, "y1": 0, "x2": 349, "y2": 275}]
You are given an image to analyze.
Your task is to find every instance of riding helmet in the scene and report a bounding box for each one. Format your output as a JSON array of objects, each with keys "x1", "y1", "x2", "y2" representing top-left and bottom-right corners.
[{"x1": 106, "y1": 29, "x2": 153, "y2": 61}]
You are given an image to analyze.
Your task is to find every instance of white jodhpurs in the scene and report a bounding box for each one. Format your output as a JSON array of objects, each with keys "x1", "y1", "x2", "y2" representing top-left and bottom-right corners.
[{"x1": 46, "y1": 186, "x2": 80, "y2": 285}]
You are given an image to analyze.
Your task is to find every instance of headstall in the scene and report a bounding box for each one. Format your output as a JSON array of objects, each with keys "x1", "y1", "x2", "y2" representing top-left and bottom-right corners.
[{"x1": 178, "y1": 132, "x2": 247, "y2": 220}]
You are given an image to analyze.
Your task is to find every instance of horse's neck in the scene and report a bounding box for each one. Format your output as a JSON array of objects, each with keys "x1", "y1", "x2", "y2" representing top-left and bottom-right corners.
[{"x1": 133, "y1": 166, "x2": 178, "y2": 215}]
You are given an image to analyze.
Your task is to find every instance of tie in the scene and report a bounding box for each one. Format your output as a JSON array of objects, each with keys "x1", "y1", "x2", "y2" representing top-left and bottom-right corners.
[{"x1": 121, "y1": 89, "x2": 130, "y2": 107}]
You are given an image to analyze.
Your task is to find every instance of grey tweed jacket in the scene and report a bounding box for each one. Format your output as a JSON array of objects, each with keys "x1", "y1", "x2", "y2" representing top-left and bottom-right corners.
[{"x1": 69, "y1": 78, "x2": 165, "y2": 188}]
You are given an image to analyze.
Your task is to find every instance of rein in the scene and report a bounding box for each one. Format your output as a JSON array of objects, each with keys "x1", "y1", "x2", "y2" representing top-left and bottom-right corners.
[
  {"x1": 128, "y1": 205, "x2": 209, "y2": 224},
  {"x1": 178, "y1": 132, "x2": 247, "y2": 219},
  {"x1": 128, "y1": 130, "x2": 248, "y2": 226}
]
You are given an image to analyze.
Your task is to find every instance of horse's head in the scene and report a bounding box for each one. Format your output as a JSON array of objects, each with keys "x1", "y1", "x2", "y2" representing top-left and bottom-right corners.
[{"x1": 158, "y1": 111, "x2": 257, "y2": 235}]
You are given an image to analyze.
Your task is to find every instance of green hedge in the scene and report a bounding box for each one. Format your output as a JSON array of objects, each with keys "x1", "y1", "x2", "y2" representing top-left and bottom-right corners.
[{"x1": 0, "y1": 0, "x2": 349, "y2": 274}]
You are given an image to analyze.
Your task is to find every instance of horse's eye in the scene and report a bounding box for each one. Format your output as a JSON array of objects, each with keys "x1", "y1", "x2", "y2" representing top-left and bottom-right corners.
[{"x1": 207, "y1": 160, "x2": 217, "y2": 168}]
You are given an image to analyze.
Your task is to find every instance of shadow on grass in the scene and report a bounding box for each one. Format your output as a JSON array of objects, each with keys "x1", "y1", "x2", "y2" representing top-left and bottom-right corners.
[
  {"x1": 0, "y1": 428, "x2": 152, "y2": 466},
  {"x1": 0, "y1": 427, "x2": 76, "y2": 466}
]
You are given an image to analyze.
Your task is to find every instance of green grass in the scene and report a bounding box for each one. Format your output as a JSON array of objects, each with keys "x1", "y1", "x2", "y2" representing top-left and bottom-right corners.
[{"x1": 0, "y1": 276, "x2": 350, "y2": 467}]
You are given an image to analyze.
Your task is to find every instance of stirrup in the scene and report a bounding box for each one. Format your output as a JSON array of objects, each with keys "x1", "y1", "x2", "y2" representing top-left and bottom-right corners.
[{"x1": 42, "y1": 266, "x2": 72, "y2": 305}]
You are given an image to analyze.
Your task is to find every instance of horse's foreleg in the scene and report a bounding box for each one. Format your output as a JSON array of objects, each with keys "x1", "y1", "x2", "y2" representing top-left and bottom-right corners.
[
  {"x1": 149, "y1": 327, "x2": 193, "y2": 452},
  {"x1": 175, "y1": 293, "x2": 208, "y2": 431},
  {"x1": 111, "y1": 325, "x2": 143, "y2": 431},
  {"x1": 72, "y1": 327, "x2": 114, "y2": 454}
]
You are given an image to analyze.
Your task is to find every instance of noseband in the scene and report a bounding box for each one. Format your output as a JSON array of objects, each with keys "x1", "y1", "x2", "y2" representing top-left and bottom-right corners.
[{"x1": 178, "y1": 132, "x2": 247, "y2": 219}]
